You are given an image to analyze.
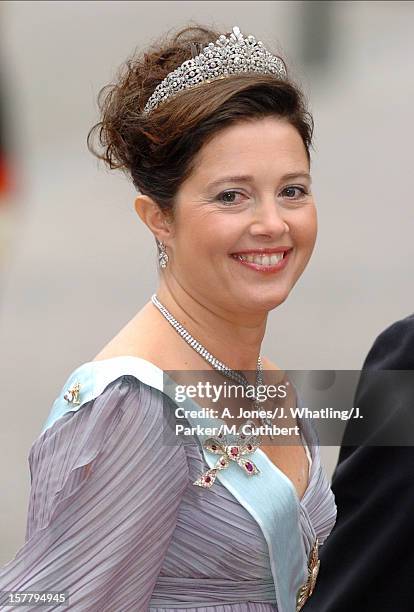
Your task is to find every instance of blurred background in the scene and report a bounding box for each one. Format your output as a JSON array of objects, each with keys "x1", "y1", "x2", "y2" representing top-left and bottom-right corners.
[{"x1": 0, "y1": 0, "x2": 413, "y2": 565}]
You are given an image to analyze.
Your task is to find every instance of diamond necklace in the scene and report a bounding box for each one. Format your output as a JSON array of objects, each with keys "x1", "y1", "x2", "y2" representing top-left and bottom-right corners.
[{"x1": 150, "y1": 293, "x2": 274, "y2": 430}]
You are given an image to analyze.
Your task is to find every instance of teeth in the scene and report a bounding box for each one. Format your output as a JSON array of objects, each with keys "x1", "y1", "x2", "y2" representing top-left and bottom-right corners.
[{"x1": 235, "y1": 252, "x2": 285, "y2": 265}]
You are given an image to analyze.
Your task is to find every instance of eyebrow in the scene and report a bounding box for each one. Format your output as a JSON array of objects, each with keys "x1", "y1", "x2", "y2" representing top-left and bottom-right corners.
[{"x1": 206, "y1": 172, "x2": 312, "y2": 190}]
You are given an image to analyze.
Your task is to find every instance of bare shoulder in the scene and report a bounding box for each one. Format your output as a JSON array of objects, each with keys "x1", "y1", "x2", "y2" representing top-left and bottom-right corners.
[{"x1": 91, "y1": 303, "x2": 159, "y2": 363}]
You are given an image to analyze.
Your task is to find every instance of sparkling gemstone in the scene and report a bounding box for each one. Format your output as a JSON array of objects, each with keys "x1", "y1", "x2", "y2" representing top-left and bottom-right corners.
[{"x1": 245, "y1": 462, "x2": 253, "y2": 472}]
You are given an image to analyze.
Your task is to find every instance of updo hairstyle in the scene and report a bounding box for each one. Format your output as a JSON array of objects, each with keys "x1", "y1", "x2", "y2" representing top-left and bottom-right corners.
[{"x1": 87, "y1": 23, "x2": 314, "y2": 222}]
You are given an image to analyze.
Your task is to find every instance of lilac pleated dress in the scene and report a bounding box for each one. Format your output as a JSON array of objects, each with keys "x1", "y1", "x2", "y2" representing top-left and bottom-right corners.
[{"x1": 0, "y1": 357, "x2": 337, "y2": 611}]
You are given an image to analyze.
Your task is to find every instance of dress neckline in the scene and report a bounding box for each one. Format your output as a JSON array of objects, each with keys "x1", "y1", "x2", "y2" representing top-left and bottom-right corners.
[{"x1": 86, "y1": 354, "x2": 315, "y2": 505}]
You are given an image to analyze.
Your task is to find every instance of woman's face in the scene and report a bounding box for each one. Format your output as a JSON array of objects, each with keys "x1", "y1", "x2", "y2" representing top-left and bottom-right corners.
[{"x1": 167, "y1": 116, "x2": 317, "y2": 315}]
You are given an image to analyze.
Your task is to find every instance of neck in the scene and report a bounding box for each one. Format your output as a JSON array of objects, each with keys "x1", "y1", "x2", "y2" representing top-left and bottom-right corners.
[{"x1": 154, "y1": 278, "x2": 268, "y2": 374}]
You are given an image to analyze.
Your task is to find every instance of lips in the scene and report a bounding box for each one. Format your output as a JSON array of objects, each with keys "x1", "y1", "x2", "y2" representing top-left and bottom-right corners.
[
  {"x1": 229, "y1": 248, "x2": 293, "y2": 273},
  {"x1": 230, "y1": 247, "x2": 293, "y2": 264},
  {"x1": 231, "y1": 247, "x2": 293, "y2": 256}
]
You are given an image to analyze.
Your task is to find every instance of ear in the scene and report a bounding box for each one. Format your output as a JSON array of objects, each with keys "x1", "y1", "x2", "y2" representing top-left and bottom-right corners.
[{"x1": 134, "y1": 195, "x2": 174, "y2": 243}]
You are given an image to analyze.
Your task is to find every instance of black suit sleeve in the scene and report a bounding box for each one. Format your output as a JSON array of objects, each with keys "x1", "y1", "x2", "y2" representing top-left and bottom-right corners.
[{"x1": 303, "y1": 313, "x2": 414, "y2": 612}]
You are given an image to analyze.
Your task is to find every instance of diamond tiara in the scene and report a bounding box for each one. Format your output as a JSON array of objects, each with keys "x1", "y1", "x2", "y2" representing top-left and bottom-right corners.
[{"x1": 143, "y1": 25, "x2": 287, "y2": 116}]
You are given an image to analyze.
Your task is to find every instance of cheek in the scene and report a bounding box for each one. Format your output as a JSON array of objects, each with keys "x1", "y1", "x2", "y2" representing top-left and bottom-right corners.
[
  {"x1": 291, "y1": 206, "x2": 317, "y2": 249},
  {"x1": 180, "y1": 213, "x2": 237, "y2": 255},
  {"x1": 175, "y1": 214, "x2": 228, "y2": 265}
]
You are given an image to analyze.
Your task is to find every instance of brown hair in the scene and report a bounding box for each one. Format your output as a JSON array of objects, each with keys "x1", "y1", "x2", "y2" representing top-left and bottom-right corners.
[{"x1": 87, "y1": 23, "x2": 314, "y2": 221}]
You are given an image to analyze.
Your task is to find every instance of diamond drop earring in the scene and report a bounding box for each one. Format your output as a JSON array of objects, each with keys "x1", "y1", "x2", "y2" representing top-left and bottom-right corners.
[{"x1": 157, "y1": 239, "x2": 169, "y2": 269}]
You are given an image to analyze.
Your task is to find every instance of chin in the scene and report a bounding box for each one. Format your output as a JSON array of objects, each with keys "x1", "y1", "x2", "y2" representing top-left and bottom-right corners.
[
  {"x1": 234, "y1": 290, "x2": 290, "y2": 313},
  {"x1": 264, "y1": 293, "x2": 289, "y2": 311}
]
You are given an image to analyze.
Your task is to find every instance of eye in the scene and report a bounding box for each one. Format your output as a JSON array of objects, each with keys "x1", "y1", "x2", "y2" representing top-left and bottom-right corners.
[
  {"x1": 216, "y1": 190, "x2": 245, "y2": 205},
  {"x1": 281, "y1": 186, "x2": 308, "y2": 199}
]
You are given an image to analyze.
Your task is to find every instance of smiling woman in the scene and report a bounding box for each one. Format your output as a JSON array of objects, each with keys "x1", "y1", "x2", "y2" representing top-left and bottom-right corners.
[
  {"x1": 132, "y1": 115, "x2": 317, "y2": 315},
  {"x1": 0, "y1": 23, "x2": 336, "y2": 612}
]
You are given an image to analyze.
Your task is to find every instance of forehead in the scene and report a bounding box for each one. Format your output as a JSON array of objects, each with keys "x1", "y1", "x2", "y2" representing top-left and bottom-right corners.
[{"x1": 192, "y1": 117, "x2": 308, "y2": 177}]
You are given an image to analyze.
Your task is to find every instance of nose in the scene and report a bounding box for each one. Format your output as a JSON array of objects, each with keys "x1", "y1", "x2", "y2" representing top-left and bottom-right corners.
[{"x1": 249, "y1": 198, "x2": 289, "y2": 238}]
